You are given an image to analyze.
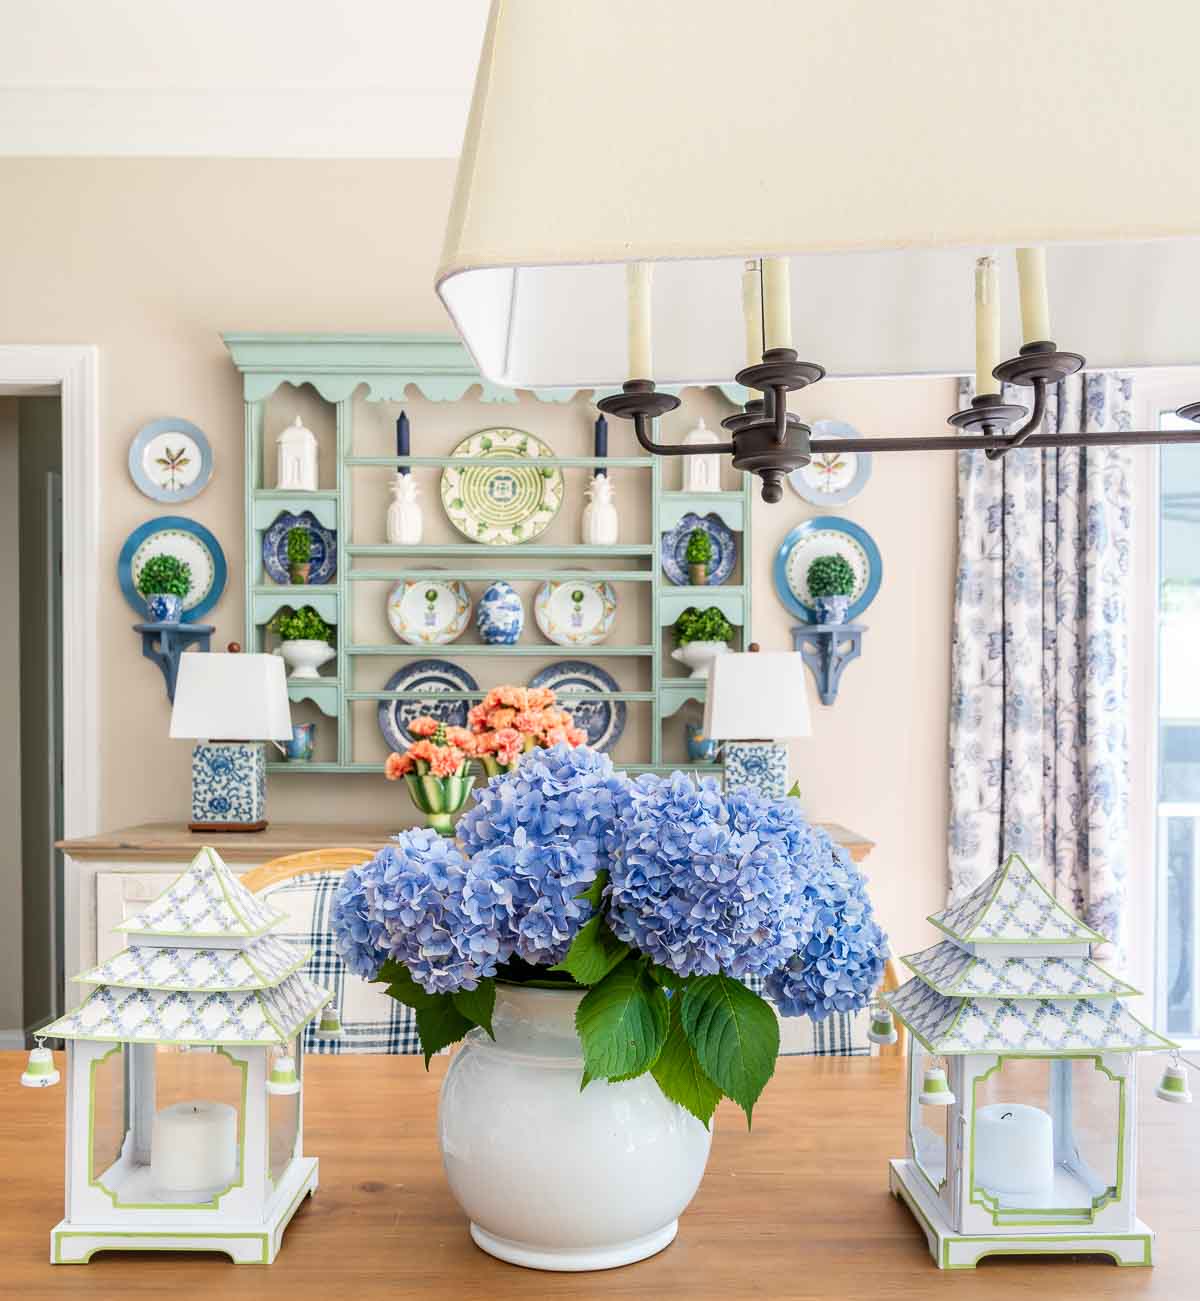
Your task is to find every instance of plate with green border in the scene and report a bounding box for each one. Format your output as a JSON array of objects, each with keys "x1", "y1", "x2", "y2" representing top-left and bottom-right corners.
[{"x1": 440, "y1": 428, "x2": 564, "y2": 546}]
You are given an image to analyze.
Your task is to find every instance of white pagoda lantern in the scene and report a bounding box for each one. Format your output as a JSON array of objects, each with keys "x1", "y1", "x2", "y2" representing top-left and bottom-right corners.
[
  {"x1": 886, "y1": 854, "x2": 1173, "y2": 1270},
  {"x1": 275, "y1": 416, "x2": 319, "y2": 491},
  {"x1": 39, "y1": 847, "x2": 329, "y2": 1265}
]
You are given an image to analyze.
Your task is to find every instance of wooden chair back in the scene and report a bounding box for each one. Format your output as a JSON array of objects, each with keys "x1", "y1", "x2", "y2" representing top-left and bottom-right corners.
[{"x1": 241, "y1": 847, "x2": 375, "y2": 894}]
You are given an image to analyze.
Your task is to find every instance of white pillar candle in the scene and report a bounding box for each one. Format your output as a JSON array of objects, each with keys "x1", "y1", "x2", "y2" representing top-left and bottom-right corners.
[
  {"x1": 626, "y1": 262, "x2": 654, "y2": 379},
  {"x1": 974, "y1": 1102, "x2": 1054, "y2": 1197},
  {"x1": 151, "y1": 1099, "x2": 238, "y2": 1195},
  {"x1": 761, "y1": 257, "x2": 793, "y2": 352},
  {"x1": 974, "y1": 255, "x2": 1001, "y2": 397},
  {"x1": 1016, "y1": 246, "x2": 1051, "y2": 344},
  {"x1": 742, "y1": 259, "x2": 764, "y2": 367}
]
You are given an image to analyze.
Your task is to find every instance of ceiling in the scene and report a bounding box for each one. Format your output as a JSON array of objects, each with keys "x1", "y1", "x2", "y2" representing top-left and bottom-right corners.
[{"x1": 0, "y1": 0, "x2": 488, "y2": 157}]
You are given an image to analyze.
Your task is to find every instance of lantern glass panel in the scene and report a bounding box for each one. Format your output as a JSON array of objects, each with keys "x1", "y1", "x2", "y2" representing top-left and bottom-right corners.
[
  {"x1": 971, "y1": 1055, "x2": 1122, "y2": 1220},
  {"x1": 909, "y1": 1042, "x2": 948, "y2": 1191},
  {"x1": 268, "y1": 1039, "x2": 301, "y2": 1186},
  {"x1": 89, "y1": 1045, "x2": 129, "y2": 1188}
]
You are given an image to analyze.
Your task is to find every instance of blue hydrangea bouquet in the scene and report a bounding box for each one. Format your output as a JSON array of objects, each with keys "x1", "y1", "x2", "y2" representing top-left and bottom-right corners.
[{"x1": 332, "y1": 744, "x2": 888, "y2": 1127}]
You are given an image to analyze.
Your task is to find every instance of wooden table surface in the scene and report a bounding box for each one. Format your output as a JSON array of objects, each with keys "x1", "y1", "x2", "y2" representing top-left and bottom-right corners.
[{"x1": 6, "y1": 1052, "x2": 1193, "y2": 1300}]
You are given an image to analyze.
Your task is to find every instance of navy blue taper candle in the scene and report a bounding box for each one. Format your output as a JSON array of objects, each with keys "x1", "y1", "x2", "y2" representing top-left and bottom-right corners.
[
  {"x1": 396, "y1": 410, "x2": 410, "y2": 475},
  {"x1": 594, "y1": 413, "x2": 608, "y2": 476}
]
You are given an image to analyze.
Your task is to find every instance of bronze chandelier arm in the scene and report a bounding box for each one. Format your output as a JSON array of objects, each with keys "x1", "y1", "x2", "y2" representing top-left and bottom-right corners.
[
  {"x1": 984, "y1": 377, "x2": 1049, "y2": 460},
  {"x1": 632, "y1": 413, "x2": 734, "y2": 457},
  {"x1": 809, "y1": 427, "x2": 1200, "y2": 454}
]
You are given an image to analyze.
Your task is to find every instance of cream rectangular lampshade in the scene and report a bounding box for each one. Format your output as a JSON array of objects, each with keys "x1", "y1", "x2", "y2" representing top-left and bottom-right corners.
[
  {"x1": 438, "y1": 0, "x2": 1200, "y2": 387},
  {"x1": 169, "y1": 653, "x2": 292, "y2": 742},
  {"x1": 703, "y1": 653, "x2": 811, "y2": 742}
]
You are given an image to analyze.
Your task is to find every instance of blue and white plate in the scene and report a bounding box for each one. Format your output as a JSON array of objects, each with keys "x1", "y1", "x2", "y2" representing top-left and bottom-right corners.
[
  {"x1": 527, "y1": 661, "x2": 625, "y2": 753},
  {"x1": 774, "y1": 517, "x2": 882, "y2": 624},
  {"x1": 128, "y1": 418, "x2": 213, "y2": 504},
  {"x1": 376, "y1": 660, "x2": 480, "y2": 752},
  {"x1": 262, "y1": 511, "x2": 337, "y2": 585},
  {"x1": 787, "y1": 420, "x2": 873, "y2": 506},
  {"x1": 661, "y1": 512, "x2": 737, "y2": 586},
  {"x1": 118, "y1": 517, "x2": 227, "y2": 623}
]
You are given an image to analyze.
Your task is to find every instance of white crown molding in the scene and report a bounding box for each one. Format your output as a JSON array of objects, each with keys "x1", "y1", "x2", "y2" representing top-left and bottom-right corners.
[{"x1": 0, "y1": 85, "x2": 470, "y2": 157}]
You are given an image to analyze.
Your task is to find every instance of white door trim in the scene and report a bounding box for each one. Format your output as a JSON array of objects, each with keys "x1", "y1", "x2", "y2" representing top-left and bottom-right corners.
[{"x1": 0, "y1": 347, "x2": 99, "y2": 840}]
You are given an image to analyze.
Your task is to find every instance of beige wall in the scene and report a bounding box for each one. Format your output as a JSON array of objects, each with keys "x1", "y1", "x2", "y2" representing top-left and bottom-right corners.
[
  {"x1": 0, "y1": 158, "x2": 955, "y2": 961},
  {"x1": 0, "y1": 399, "x2": 23, "y2": 1031}
]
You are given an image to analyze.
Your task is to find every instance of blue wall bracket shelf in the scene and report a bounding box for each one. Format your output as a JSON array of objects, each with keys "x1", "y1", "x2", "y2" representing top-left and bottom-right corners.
[
  {"x1": 791, "y1": 623, "x2": 865, "y2": 706},
  {"x1": 134, "y1": 621, "x2": 215, "y2": 702}
]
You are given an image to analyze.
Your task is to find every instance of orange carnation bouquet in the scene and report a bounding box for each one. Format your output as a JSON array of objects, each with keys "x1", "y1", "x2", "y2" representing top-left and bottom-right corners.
[
  {"x1": 384, "y1": 718, "x2": 476, "y2": 835},
  {"x1": 466, "y1": 685, "x2": 588, "y2": 778}
]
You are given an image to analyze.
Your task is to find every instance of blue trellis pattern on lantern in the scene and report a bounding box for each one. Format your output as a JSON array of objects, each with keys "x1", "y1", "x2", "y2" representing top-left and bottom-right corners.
[
  {"x1": 723, "y1": 741, "x2": 789, "y2": 799},
  {"x1": 949, "y1": 372, "x2": 1132, "y2": 954},
  {"x1": 119, "y1": 844, "x2": 284, "y2": 938},
  {"x1": 901, "y1": 941, "x2": 1137, "y2": 1000},
  {"x1": 75, "y1": 935, "x2": 310, "y2": 992},
  {"x1": 189, "y1": 742, "x2": 267, "y2": 828}
]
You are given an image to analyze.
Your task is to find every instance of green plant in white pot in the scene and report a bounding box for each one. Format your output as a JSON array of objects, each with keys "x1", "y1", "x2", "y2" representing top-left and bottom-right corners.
[
  {"x1": 669, "y1": 605, "x2": 735, "y2": 678},
  {"x1": 270, "y1": 605, "x2": 335, "y2": 680},
  {"x1": 806, "y1": 553, "x2": 856, "y2": 624}
]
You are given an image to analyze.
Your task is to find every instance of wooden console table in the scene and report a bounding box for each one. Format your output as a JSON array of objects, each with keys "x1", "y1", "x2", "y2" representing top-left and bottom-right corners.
[{"x1": 2, "y1": 1053, "x2": 1194, "y2": 1298}]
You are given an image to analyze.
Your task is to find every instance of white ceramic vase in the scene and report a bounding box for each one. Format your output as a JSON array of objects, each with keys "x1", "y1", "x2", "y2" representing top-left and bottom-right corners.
[
  {"x1": 278, "y1": 639, "x2": 335, "y2": 680},
  {"x1": 439, "y1": 984, "x2": 712, "y2": 1272},
  {"x1": 670, "y1": 640, "x2": 729, "y2": 679}
]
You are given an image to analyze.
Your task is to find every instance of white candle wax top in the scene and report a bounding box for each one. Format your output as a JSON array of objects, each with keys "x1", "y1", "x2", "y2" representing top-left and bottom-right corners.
[
  {"x1": 151, "y1": 1099, "x2": 238, "y2": 1196},
  {"x1": 974, "y1": 1102, "x2": 1054, "y2": 1197}
]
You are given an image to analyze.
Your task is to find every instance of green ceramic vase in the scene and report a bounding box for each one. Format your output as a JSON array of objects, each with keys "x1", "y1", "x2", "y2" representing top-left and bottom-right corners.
[{"x1": 404, "y1": 772, "x2": 476, "y2": 835}]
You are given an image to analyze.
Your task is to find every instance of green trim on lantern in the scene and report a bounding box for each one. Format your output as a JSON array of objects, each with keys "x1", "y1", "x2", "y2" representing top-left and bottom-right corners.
[
  {"x1": 89, "y1": 1046, "x2": 249, "y2": 1211},
  {"x1": 73, "y1": 944, "x2": 313, "y2": 994},
  {"x1": 967, "y1": 1054, "x2": 1126, "y2": 1227},
  {"x1": 906, "y1": 1055, "x2": 949, "y2": 1198},
  {"x1": 899, "y1": 950, "x2": 1140, "y2": 1000},
  {"x1": 53, "y1": 1230, "x2": 272, "y2": 1266}
]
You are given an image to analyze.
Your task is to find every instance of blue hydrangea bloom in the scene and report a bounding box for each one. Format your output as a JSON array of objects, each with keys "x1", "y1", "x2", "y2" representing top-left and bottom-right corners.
[{"x1": 329, "y1": 858, "x2": 389, "y2": 981}]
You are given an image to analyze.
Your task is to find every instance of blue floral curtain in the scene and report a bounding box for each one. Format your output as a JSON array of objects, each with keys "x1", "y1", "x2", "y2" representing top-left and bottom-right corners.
[{"x1": 948, "y1": 372, "x2": 1132, "y2": 955}]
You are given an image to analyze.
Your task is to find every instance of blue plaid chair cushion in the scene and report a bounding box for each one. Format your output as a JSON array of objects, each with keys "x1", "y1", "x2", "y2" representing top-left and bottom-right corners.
[{"x1": 744, "y1": 975, "x2": 870, "y2": 1057}]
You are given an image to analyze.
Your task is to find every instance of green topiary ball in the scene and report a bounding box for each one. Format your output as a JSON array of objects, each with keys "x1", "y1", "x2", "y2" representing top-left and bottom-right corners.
[{"x1": 806, "y1": 553, "x2": 856, "y2": 599}]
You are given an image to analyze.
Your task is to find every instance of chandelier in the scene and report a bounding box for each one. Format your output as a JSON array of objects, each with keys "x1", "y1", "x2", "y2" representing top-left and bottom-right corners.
[{"x1": 436, "y1": 1, "x2": 1200, "y2": 501}]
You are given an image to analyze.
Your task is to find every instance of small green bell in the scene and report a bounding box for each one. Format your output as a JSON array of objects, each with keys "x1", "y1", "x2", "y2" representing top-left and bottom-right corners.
[
  {"x1": 918, "y1": 1064, "x2": 955, "y2": 1107},
  {"x1": 317, "y1": 1003, "x2": 343, "y2": 1038},
  {"x1": 1156, "y1": 1056, "x2": 1192, "y2": 1105},
  {"x1": 866, "y1": 1004, "x2": 897, "y2": 1046},
  {"x1": 266, "y1": 1053, "x2": 300, "y2": 1096},
  {"x1": 20, "y1": 1041, "x2": 60, "y2": 1089}
]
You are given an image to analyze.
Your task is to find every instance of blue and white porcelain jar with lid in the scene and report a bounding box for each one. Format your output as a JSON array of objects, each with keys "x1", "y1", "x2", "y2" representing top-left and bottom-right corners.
[{"x1": 476, "y1": 581, "x2": 525, "y2": 645}]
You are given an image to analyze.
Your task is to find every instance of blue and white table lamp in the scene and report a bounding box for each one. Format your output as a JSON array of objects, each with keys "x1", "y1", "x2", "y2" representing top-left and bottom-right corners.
[
  {"x1": 703, "y1": 650, "x2": 810, "y2": 799},
  {"x1": 885, "y1": 853, "x2": 1174, "y2": 1269},
  {"x1": 32, "y1": 845, "x2": 330, "y2": 1264},
  {"x1": 170, "y1": 650, "x2": 292, "y2": 832}
]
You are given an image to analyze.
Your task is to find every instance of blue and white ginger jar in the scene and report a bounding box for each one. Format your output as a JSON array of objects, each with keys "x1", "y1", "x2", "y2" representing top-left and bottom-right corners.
[{"x1": 477, "y1": 581, "x2": 524, "y2": 645}]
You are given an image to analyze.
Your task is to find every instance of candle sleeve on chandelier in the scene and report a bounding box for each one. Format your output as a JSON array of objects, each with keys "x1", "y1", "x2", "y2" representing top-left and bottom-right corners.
[
  {"x1": 626, "y1": 262, "x2": 654, "y2": 379},
  {"x1": 974, "y1": 256, "x2": 1001, "y2": 397},
  {"x1": 761, "y1": 257, "x2": 792, "y2": 352},
  {"x1": 1016, "y1": 247, "x2": 1051, "y2": 344},
  {"x1": 742, "y1": 260, "x2": 764, "y2": 367}
]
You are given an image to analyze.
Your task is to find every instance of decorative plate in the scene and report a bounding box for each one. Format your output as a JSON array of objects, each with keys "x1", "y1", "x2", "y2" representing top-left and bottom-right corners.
[
  {"x1": 534, "y1": 580, "x2": 617, "y2": 647},
  {"x1": 440, "y1": 428, "x2": 565, "y2": 546},
  {"x1": 661, "y1": 512, "x2": 737, "y2": 586},
  {"x1": 127, "y1": 417, "x2": 213, "y2": 504},
  {"x1": 774, "y1": 516, "x2": 882, "y2": 623},
  {"x1": 377, "y1": 660, "x2": 480, "y2": 751},
  {"x1": 262, "y1": 510, "x2": 337, "y2": 585},
  {"x1": 118, "y1": 517, "x2": 227, "y2": 623},
  {"x1": 387, "y1": 578, "x2": 471, "y2": 645},
  {"x1": 527, "y1": 661, "x2": 625, "y2": 753},
  {"x1": 787, "y1": 420, "x2": 872, "y2": 506}
]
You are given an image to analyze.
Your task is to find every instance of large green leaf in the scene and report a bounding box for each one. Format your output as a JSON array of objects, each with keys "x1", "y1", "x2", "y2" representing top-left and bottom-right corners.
[
  {"x1": 576, "y1": 868, "x2": 609, "y2": 910},
  {"x1": 550, "y1": 914, "x2": 630, "y2": 986},
  {"x1": 415, "y1": 1000, "x2": 475, "y2": 1068},
  {"x1": 453, "y1": 979, "x2": 496, "y2": 1038},
  {"x1": 379, "y1": 961, "x2": 442, "y2": 1013},
  {"x1": 652, "y1": 996, "x2": 723, "y2": 1128},
  {"x1": 575, "y1": 957, "x2": 669, "y2": 1083},
  {"x1": 681, "y1": 974, "x2": 779, "y2": 1126}
]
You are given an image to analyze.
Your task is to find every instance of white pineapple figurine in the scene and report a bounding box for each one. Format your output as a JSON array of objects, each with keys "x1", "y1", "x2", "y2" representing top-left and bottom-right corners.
[
  {"x1": 386, "y1": 472, "x2": 423, "y2": 545},
  {"x1": 581, "y1": 473, "x2": 619, "y2": 545}
]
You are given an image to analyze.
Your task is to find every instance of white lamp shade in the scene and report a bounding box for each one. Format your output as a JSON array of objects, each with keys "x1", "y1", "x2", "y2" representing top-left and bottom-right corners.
[
  {"x1": 169, "y1": 653, "x2": 293, "y2": 742},
  {"x1": 439, "y1": 0, "x2": 1200, "y2": 387},
  {"x1": 702, "y1": 653, "x2": 811, "y2": 741}
]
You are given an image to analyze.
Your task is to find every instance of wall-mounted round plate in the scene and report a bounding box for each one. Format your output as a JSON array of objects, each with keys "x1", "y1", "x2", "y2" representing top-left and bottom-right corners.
[
  {"x1": 787, "y1": 420, "x2": 872, "y2": 506},
  {"x1": 774, "y1": 517, "x2": 882, "y2": 624},
  {"x1": 118, "y1": 517, "x2": 226, "y2": 623},
  {"x1": 128, "y1": 418, "x2": 213, "y2": 504},
  {"x1": 387, "y1": 578, "x2": 471, "y2": 645},
  {"x1": 440, "y1": 428, "x2": 564, "y2": 545},
  {"x1": 376, "y1": 660, "x2": 480, "y2": 751},
  {"x1": 533, "y1": 580, "x2": 617, "y2": 647},
  {"x1": 527, "y1": 661, "x2": 625, "y2": 752}
]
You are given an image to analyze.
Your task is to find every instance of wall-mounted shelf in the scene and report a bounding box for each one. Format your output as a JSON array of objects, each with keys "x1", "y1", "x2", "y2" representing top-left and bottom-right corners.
[
  {"x1": 791, "y1": 623, "x2": 866, "y2": 706},
  {"x1": 133, "y1": 621, "x2": 215, "y2": 703}
]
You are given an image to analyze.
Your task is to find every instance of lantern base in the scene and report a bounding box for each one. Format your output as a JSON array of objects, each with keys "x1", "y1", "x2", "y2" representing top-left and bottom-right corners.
[
  {"x1": 888, "y1": 1160, "x2": 1154, "y2": 1270},
  {"x1": 50, "y1": 1156, "x2": 318, "y2": 1265}
]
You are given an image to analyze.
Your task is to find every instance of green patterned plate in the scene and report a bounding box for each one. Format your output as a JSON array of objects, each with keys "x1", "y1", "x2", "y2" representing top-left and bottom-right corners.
[{"x1": 440, "y1": 428, "x2": 564, "y2": 546}]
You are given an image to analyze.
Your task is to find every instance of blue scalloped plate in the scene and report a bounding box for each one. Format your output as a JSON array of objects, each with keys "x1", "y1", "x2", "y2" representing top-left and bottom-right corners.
[
  {"x1": 118, "y1": 517, "x2": 227, "y2": 623},
  {"x1": 661, "y1": 512, "x2": 737, "y2": 586},
  {"x1": 774, "y1": 517, "x2": 882, "y2": 623},
  {"x1": 262, "y1": 510, "x2": 337, "y2": 585},
  {"x1": 376, "y1": 660, "x2": 480, "y2": 751},
  {"x1": 527, "y1": 661, "x2": 625, "y2": 753}
]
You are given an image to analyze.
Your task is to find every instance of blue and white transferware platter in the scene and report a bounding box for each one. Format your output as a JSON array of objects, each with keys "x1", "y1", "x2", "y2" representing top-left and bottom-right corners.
[
  {"x1": 527, "y1": 661, "x2": 625, "y2": 753},
  {"x1": 387, "y1": 578, "x2": 471, "y2": 646},
  {"x1": 128, "y1": 417, "x2": 213, "y2": 504},
  {"x1": 787, "y1": 420, "x2": 873, "y2": 506},
  {"x1": 377, "y1": 660, "x2": 480, "y2": 751},
  {"x1": 118, "y1": 517, "x2": 227, "y2": 623},
  {"x1": 661, "y1": 512, "x2": 737, "y2": 586},
  {"x1": 774, "y1": 516, "x2": 882, "y2": 623},
  {"x1": 533, "y1": 580, "x2": 617, "y2": 647},
  {"x1": 440, "y1": 428, "x2": 565, "y2": 546},
  {"x1": 262, "y1": 510, "x2": 337, "y2": 585}
]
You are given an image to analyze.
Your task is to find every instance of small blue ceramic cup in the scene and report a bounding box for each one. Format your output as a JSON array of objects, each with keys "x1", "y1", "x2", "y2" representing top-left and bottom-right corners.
[{"x1": 284, "y1": 723, "x2": 316, "y2": 762}]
